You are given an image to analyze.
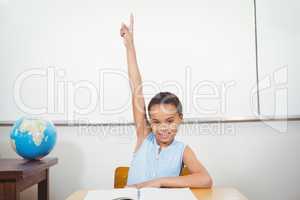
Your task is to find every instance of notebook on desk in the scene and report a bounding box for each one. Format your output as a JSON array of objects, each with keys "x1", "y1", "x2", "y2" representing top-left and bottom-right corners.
[{"x1": 84, "y1": 187, "x2": 198, "y2": 200}]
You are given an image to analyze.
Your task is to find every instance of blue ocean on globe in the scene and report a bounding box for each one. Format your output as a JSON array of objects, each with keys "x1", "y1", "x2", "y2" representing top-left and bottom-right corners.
[{"x1": 10, "y1": 117, "x2": 57, "y2": 160}]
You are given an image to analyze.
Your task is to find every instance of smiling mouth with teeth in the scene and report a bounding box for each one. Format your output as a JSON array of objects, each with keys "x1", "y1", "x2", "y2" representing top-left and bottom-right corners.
[{"x1": 158, "y1": 132, "x2": 170, "y2": 138}]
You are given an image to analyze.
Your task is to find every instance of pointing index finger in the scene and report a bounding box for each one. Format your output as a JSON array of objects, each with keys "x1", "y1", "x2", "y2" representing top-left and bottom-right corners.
[{"x1": 129, "y1": 13, "x2": 134, "y2": 33}]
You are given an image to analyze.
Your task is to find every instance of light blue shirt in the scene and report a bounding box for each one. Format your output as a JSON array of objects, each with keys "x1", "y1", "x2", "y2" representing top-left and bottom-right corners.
[{"x1": 127, "y1": 132, "x2": 186, "y2": 185}]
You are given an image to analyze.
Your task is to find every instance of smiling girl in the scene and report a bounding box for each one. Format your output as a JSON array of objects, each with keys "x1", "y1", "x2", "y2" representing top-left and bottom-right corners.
[{"x1": 120, "y1": 14, "x2": 213, "y2": 189}]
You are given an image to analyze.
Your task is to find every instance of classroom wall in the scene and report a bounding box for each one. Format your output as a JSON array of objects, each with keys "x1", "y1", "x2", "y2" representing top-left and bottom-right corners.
[
  {"x1": 0, "y1": 0, "x2": 258, "y2": 122},
  {"x1": 0, "y1": 121, "x2": 300, "y2": 200}
]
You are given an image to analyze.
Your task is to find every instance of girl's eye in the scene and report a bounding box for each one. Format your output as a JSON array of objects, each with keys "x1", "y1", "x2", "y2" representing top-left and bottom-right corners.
[{"x1": 167, "y1": 119, "x2": 174, "y2": 123}]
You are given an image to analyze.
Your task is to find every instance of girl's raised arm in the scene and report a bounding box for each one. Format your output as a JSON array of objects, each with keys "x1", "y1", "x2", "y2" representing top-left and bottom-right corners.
[{"x1": 120, "y1": 14, "x2": 151, "y2": 150}]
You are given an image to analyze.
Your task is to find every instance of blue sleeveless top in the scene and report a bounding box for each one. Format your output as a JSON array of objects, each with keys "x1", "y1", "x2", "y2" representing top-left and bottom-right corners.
[{"x1": 127, "y1": 132, "x2": 186, "y2": 185}]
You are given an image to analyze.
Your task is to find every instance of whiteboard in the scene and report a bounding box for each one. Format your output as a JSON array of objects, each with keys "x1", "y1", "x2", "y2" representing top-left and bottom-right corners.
[
  {"x1": 0, "y1": 0, "x2": 257, "y2": 123},
  {"x1": 256, "y1": 0, "x2": 300, "y2": 117}
]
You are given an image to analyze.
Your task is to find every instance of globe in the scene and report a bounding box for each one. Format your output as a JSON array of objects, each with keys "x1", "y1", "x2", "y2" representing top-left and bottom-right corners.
[{"x1": 10, "y1": 117, "x2": 57, "y2": 160}]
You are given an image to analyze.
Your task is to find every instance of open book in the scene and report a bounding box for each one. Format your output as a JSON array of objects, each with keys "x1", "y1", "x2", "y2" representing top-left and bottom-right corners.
[{"x1": 84, "y1": 187, "x2": 198, "y2": 200}]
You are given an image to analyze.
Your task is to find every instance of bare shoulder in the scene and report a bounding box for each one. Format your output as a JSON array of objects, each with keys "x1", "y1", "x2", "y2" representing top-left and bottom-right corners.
[
  {"x1": 183, "y1": 145, "x2": 196, "y2": 158},
  {"x1": 183, "y1": 145, "x2": 199, "y2": 166},
  {"x1": 183, "y1": 145, "x2": 204, "y2": 174},
  {"x1": 133, "y1": 129, "x2": 152, "y2": 153}
]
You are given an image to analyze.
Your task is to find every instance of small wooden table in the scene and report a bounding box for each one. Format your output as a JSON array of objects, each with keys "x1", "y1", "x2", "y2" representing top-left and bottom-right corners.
[
  {"x1": 0, "y1": 157, "x2": 58, "y2": 200},
  {"x1": 66, "y1": 187, "x2": 248, "y2": 200}
]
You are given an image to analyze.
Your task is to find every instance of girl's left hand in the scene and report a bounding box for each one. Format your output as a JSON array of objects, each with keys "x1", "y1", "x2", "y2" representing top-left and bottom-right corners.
[{"x1": 127, "y1": 179, "x2": 163, "y2": 189}]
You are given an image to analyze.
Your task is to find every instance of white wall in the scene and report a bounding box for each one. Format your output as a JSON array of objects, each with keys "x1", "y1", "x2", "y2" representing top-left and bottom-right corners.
[
  {"x1": 0, "y1": 0, "x2": 258, "y2": 122},
  {"x1": 1, "y1": 121, "x2": 300, "y2": 200},
  {"x1": 257, "y1": 0, "x2": 300, "y2": 116}
]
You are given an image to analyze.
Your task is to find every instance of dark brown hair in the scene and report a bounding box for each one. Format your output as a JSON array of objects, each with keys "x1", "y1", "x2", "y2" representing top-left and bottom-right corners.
[{"x1": 147, "y1": 92, "x2": 183, "y2": 118}]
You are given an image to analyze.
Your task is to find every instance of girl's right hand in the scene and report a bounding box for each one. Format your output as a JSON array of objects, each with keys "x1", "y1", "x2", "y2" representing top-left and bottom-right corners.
[{"x1": 120, "y1": 13, "x2": 134, "y2": 49}]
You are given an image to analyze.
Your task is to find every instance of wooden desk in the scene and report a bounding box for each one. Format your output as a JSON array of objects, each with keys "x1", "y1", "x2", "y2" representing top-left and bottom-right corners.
[
  {"x1": 0, "y1": 157, "x2": 58, "y2": 200},
  {"x1": 66, "y1": 187, "x2": 248, "y2": 200}
]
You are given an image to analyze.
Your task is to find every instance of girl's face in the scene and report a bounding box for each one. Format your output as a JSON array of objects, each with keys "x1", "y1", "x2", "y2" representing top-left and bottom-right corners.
[{"x1": 149, "y1": 103, "x2": 182, "y2": 145}]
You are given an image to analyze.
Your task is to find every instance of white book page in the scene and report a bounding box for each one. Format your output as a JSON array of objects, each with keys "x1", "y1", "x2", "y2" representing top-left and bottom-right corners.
[
  {"x1": 84, "y1": 188, "x2": 138, "y2": 200},
  {"x1": 140, "y1": 188, "x2": 198, "y2": 200}
]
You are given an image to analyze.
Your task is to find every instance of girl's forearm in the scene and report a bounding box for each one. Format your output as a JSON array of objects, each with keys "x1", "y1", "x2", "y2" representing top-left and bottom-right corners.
[
  {"x1": 126, "y1": 45, "x2": 142, "y2": 94},
  {"x1": 121, "y1": 14, "x2": 150, "y2": 138},
  {"x1": 126, "y1": 44, "x2": 148, "y2": 129},
  {"x1": 160, "y1": 173, "x2": 213, "y2": 188}
]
